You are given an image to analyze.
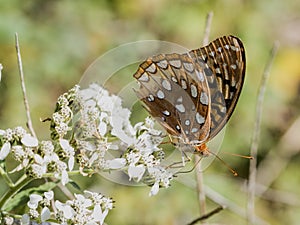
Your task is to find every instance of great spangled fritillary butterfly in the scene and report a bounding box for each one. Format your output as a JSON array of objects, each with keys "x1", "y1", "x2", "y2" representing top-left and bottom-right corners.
[{"x1": 133, "y1": 35, "x2": 246, "y2": 156}]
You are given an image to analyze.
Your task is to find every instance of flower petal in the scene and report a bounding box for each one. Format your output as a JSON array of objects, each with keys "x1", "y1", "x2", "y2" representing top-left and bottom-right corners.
[
  {"x1": 68, "y1": 156, "x2": 74, "y2": 171},
  {"x1": 149, "y1": 181, "x2": 160, "y2": 196},
  {"x1": 28, "y1": 194, "x2": 43, "y2": 209},
  {"x1": 0, "y1": 142, "x2": 11, "y2": 160},
  {"x1": 106, "y1": 158, "x2": 126, "y2": 169},
  {"x1": 44, "y1": 191, "x2": 54, "y2": 200},
  {"x1": 61, "y1": 170, "x2": 69, "y2": 185},
  {"x1": 21, "y1": 214, "x2": 30, "y2": 225},
  {"x1": 41, "y1": 207, "x2": 51, "y2": 222},
  {"x1": 21, "y1": 134, "x2": 38, "y2": 147}
]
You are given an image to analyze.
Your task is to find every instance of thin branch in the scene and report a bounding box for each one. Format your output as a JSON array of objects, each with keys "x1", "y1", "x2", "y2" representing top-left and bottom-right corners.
[
  {"x1": 194, "y1": 11, "x2": 214, "y2": 216},
  {"x1": 187, "y1": 206, "x2": 225, "y2": 225},
  {"x1": 202, "y1": 11, "x2": 214, "y2": 46},
  {"x1": 52, "y1": 178, "x2": 74, "y2": 199},
  {"x1": 247, "y1": 41, "x2": 280, "y2": 224},
  {"x1": 15, "y1": 33, "x2": 36, "y2": 138}
]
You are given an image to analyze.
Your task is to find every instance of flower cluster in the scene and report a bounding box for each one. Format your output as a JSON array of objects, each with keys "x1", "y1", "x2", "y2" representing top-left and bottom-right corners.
[
  {"x1": 74, "y1": 84, "x2": 175, "y2": 195},
  {"x1": 0, "y1": 128, "x2": 74, "y2": 185},
  {"x1": 0, "y1": 83, "x2": 176, "y2": 225},
  {"x1": 51, "y1": 85, "x2": 80, "y2": 139},
  {"x1": 22, "y1": 191, "x2": 54, "y2": 224},
  {"x1": 22, "y1": 190, "x2": 113, "y2": 225},
  {"x1": 0, "y1": 84, "x2": 175, "y2": 194},
  {"x1": 55, "y1": 191, "x2": 113, "y2": 225}
]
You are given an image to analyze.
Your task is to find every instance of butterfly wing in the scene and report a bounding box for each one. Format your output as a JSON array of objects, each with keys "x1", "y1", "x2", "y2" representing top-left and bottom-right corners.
[
  {"x1": 134, "y1": 53, "x2": 211, "y2": 145},
  {"x1": 189, "y1": 35, "x2": 246, "y2": 140}
]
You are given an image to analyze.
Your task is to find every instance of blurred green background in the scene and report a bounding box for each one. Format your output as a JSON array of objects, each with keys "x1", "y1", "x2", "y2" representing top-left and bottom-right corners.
[{"x1": 0, "y1": 0, "x2": 300, "y2": 224}]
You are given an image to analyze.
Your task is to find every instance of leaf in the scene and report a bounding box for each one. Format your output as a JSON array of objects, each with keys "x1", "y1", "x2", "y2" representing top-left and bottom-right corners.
[
  {"x1": 68, "y1": 180, "x2": 81, "y2": 191},
  {"x1": 3, "y1": 181, "x2": 58, "y2": 212}
]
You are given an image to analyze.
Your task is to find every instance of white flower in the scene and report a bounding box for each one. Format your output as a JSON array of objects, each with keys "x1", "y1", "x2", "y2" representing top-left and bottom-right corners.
[
  {"x1": 110, "y1": 108, "x2": 135, "y2": 145},
  {"x1": 13, "y1": 126, "x2": 27, "y2": 138},
  {"x1": 147, "y1": 166, "x2": 173, "y2": 196},
  {"x1": 40, "y1": 140, "x2": 54, "y2": 155},
  {"x1": 59, "y1": 139, "x2": 75, "y2": 171},
  {"x1": 3, "y1": 129, "x2": 13, "y2": 142},
  {"x1": 55, "y1": 201, "x2": 75, "y2": 219},
  {"x1": 149, "y1": 181, "x2": 160, "y2": 196},
  {"x1": 27, "y1": 194, "x2": 43, "y2": 209},
  {"x1": 21, "y1": 134, "x2": 38, "y2": 147},
  {"x1": 0, "y1": 142, "x2": 11, "y2": 160},
  {"x1": 31, "y1": 163, "x2": 47, "y2": 178},
  {"x1": 74, "y1": 193, "x2": 93, "y2": 208},
  {"x1": 59, "y1": 139, "x2": 75, "y2": 157},
  {"x1": 128, "y1": 164, "x2": 145, "y2": 182},
  {"x1": 92, "y1": 204, "x2": 108, "y2": 225},
  {"x1": 126, "y1": 152, "x2": 141, "y2": 165}
]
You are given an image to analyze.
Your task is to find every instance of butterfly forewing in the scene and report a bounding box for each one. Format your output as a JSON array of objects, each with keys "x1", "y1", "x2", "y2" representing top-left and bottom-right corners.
[
  {"x1": 134, "y1": 35, "x2": 245, "y2": 149},
  {"x1": 189, "y1": 35, "x2": 246, "y2": 140},
  {"x1": 134, "y1": 53, "x2": 211, "y2": 145}
]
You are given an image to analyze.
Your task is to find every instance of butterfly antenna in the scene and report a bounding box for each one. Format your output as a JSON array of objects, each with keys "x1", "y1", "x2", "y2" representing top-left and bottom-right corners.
[
  {"x1": 209, "y1": 150, "x2": 238, "y2": 176},
  {"x1": 221, "y1": 152, "x2": 253, "y2": 159}
]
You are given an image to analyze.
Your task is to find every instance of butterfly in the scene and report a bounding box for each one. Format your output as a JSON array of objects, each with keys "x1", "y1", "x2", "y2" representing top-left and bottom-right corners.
[{"x1": 133, "y1": 35, "x2": 246, "y2": 156}]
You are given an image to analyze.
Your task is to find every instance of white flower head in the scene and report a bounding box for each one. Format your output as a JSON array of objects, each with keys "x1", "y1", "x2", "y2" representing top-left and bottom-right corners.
[
  {"x1": 147, "y1": 166, "x2": 174, "y2": 196},
  {"x1": 55, "y1": 200, "x2": 75, "y2": 219},
  {"x1": 13, "y1": 126, "x2": 27, "y2": 138}
]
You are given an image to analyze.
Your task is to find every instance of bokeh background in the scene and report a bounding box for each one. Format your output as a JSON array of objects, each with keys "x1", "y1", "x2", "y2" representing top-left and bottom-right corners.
[{"x1": 0, "y1": 0, "x2": 300, "y2": 224}]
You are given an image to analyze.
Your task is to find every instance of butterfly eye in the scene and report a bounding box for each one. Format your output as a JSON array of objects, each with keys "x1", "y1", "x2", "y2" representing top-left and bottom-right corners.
[{"x1": 133, "y1": 35, "x2": 246, "y2": 154}]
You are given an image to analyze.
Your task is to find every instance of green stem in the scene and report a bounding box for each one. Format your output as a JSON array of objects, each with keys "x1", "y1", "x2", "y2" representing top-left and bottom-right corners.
[
  {"x1": 0, "y1": 174, "x2": 33, "y2": 210},
  {"x1": 0, "y1": 165, "x2": 14, "y2": 188}
]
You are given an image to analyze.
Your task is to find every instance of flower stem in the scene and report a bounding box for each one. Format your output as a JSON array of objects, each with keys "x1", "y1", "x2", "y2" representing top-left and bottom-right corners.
[
  {"x1": 0, "y1": 164, "x2": 14, "y2": 188},
  {"x1": 0, "y1": 174, "x2": 33, "y2": 210}
]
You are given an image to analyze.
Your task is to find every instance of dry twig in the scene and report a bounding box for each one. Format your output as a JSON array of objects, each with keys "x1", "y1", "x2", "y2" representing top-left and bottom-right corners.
[
  {"x1": 187, "y1": 206, "x2": 225, "y2": 225},
  {"x1": 194, "y1": 11, "x2": 214, "y2": 216},
  {"x1": 15, "y1": 33, "x2": 36, "y2": 138},
  {"x1": 247, "y1": 41, "x2": 279, "y2": 224}
]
